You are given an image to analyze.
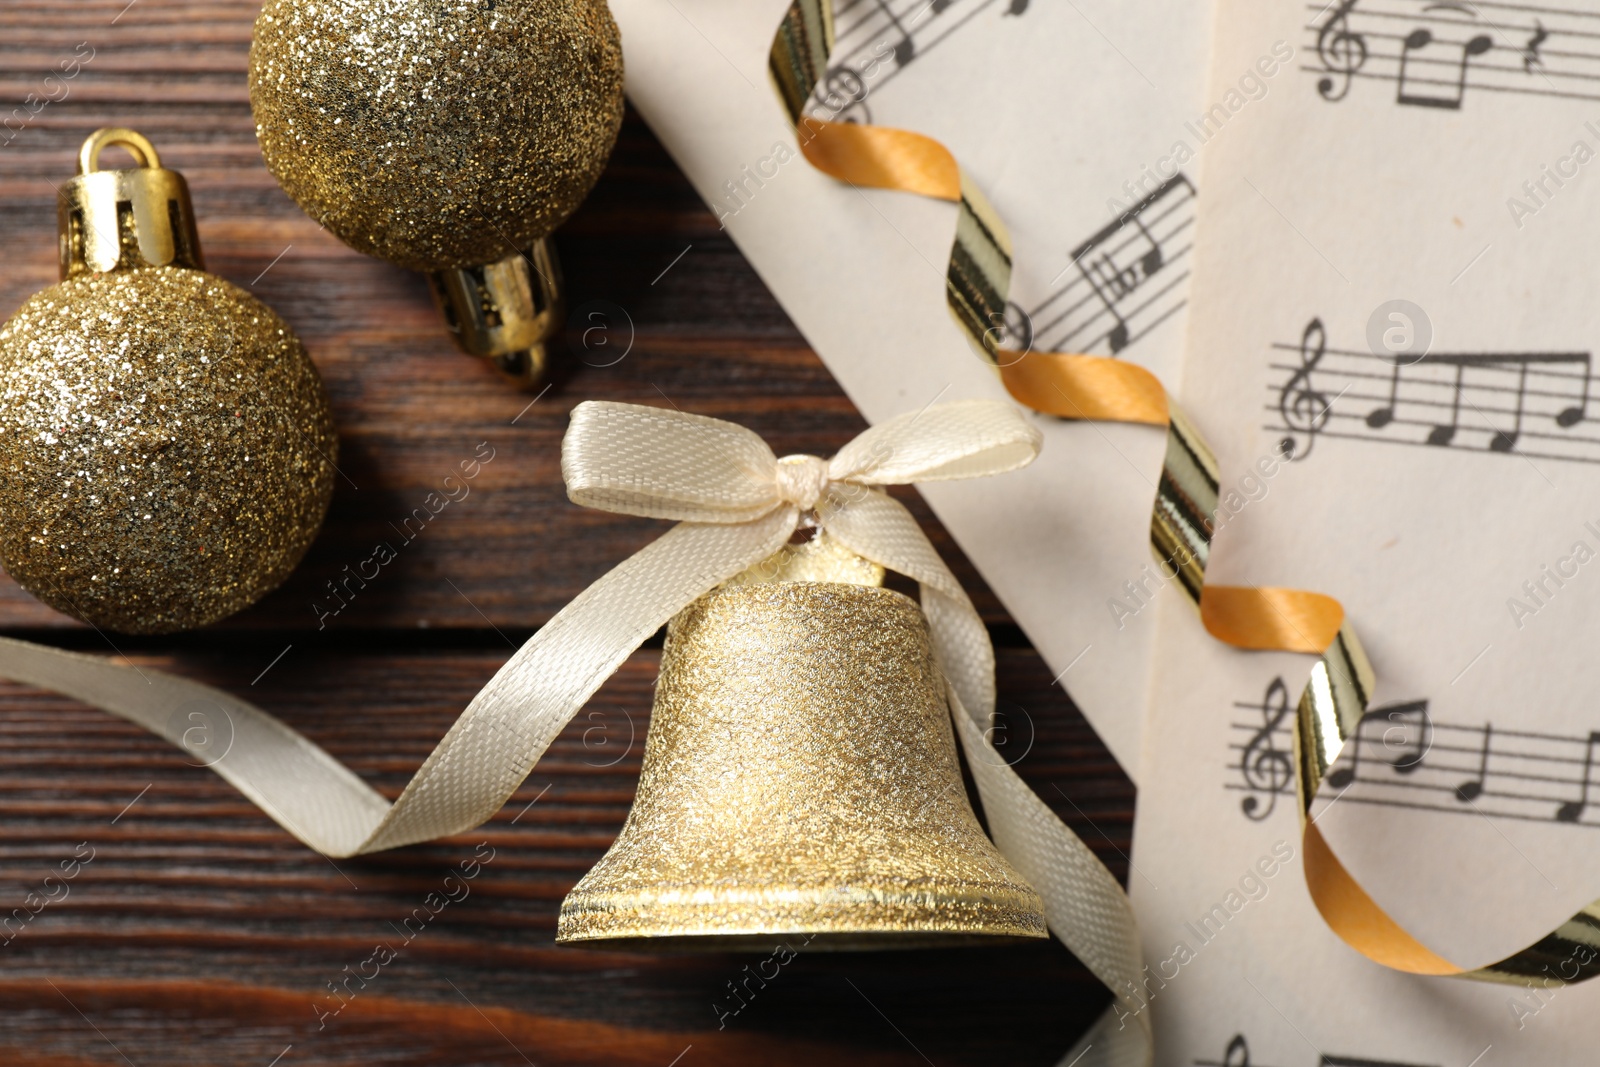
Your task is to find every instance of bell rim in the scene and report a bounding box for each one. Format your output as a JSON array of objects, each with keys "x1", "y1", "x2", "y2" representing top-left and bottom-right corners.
[
  {"x1": 553, "y1": 930, "x2": 1049, "y2": 952},
  {"x1": 555, "y1": 881, "x2": 1049, "y2": 948}
]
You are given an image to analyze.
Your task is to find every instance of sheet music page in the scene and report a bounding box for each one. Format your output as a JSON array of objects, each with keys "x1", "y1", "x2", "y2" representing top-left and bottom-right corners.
[
  {"x1": 1133, "y1": 622, "x2": 1600, "y2": 1065},
  {"x1": 610, "y1": 0, "x2": 1217, "y2": 778},
  {"x1": 1132, "y1": 0, "x2": 1600, "y2": 1050}
]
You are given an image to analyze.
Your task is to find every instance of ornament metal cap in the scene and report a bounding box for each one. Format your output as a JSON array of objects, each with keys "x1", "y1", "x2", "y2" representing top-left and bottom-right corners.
[
  {"x1": 59, "y1": 127, "x2": 204, "y2": 278},
  {"x1": 556, "y1": 542, "x2": 1049, "y2": 950},
  {"x1": 426, "y1": 241, "x2": 563, "y2": 390}
]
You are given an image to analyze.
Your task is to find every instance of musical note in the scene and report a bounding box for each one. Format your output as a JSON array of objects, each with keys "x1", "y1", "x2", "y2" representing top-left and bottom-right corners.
[
  {"x1": 1326, "y1": 700, "x2": 1430, "y2": 789},
  {"x1": 1556, "y1": 731, "x2": 1600, "y2": 822},
  {"x1": 1071, "y1": 206, "x2": 1173, "y2": 353},
  {"x1": 1525, "y1": 19, "x2": 1549, "y2": 72},
  {"x1": 1239, "y1": 678, "x2": 1294, "y2": 821},
  {"x1": 1082, "y1": 215, "x2": 1163, "y2": 306},
  {"x1": 1425, "y1": 359, "x2": 1465, "y2": 447},
  {"x1": 869, "y1": 0, "x2": 916, "y2": 67},
  {"x1": 1077, "y1": 248, "x2": 1134, "y2": 352},
  {"x1": 1396, "y1": 17, "x2": 1493, "y2": 111},
  {"x1": 1305, "y1": 0, "x2": 1600, "y2": 109},
  {"x1": 1327, "y1": 720, "x2": 1361, "y2": 789},
  {"x1": 1228, "y1": 699, "x2": 1600, "y2": 831},
  {"x1": 1277, "y1": 319, "x2": 1332, "y2": 460},
  {"x1": 1422, "y1": 352, "x2": 1590, "y2": 451},
  {"x1": 1383, "y1": 700, "x2": 1430, "y2": 774},
  {"x1": 1024, "y1": 173, "x2": 1196, "y2": 357},
  {"x1": 1455, "y1": 723, "x2": 1491, "y2": 802},
  {"x1": 1491, "y1": 361, "x2": 1530, "y2": 451},
  {"x1": 824, "y1": 0, "x2": 1032, "y2": 105},
  {"x1": 1365, "y1": 356, "x2": 1405, "y2": 429},
  {"x1": 1269, "y1": 321, "x2": 1597, "y2": 466},
  {"x1": 1315, "y1": 0, "x2": 1368, "y2": 102}
]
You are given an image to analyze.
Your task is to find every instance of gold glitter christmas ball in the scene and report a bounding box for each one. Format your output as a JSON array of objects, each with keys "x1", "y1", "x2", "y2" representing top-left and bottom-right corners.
[
  {"x1": 249, "y1": 0, "x2": 626, "y2": 273},
  {"x1": 0, "y1": 267, "x2": 338, "y2": 634}
]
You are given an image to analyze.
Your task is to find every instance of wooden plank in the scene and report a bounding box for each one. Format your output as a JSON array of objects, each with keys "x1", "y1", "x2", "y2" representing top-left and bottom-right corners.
[
  {"x1": 0, "y1": 3, "x2": 1138, "y2": 1065},
  {"x1": 0, "y1": 646, "x2": 1121, "y2": 1066},
  {"x1": 0, "y1": 10, "x2": 1007, "y2": 631}
]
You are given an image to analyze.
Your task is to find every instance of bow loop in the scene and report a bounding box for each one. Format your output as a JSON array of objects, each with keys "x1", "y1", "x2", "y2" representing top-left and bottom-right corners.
[
  {"x1": 561, "y1": 398, "x2": 1042, "y2": 531},
  {"x1": 827, "y1": 398, "x2": 1043, "y2": 485},
  {"x1": 563, "y1": 401, "x2": 783, "y2": 523}
]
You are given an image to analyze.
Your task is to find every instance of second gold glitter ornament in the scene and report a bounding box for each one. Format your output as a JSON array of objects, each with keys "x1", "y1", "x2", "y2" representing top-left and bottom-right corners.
[
  {"x1": 248, "y1": 0, "x2": 626, "y2": 387},
  {"x1": 0, "y1": 129, "x2": 337, "y2": 634}
]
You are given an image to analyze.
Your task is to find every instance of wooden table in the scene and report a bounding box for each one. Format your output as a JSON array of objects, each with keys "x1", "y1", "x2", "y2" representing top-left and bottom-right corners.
[{"x1": 0, "y1": 3, "x2": 1134, "y2": 1063}]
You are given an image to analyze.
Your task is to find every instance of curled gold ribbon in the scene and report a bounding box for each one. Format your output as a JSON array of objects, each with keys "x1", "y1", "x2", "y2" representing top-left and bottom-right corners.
[{"x1": 770, "y1": 0, "x2": 1600, "y2": 996}]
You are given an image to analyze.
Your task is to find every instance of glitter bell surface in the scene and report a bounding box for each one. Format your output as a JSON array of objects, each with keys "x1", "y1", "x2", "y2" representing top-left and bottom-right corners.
[
  {"x1": 556, "y1": 539, "x2": 1048, "y2": 949},
  {"x1": 0, "y1": 128, "x2": 337, "y2": 634}
]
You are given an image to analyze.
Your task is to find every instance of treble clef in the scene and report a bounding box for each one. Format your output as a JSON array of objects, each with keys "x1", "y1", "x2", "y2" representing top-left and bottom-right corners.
[
  {"x1": 1315, "y1": 0, "x2": 1368, "y2": 103},
  {"x1": 1278, "y1": 317, "x2": 1332, "y2": 461},
  {"x1": 1239, "y1": 677, "x2": 1293, "y2": 822}
]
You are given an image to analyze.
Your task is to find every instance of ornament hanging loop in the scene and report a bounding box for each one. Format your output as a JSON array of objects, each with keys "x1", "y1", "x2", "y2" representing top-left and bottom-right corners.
[
  {"x1": 59, "y1": 127, "x2": 203, "y2": 279},
  {"x1": 77, "y1": 127, "x2": 161, "y2": 174}
]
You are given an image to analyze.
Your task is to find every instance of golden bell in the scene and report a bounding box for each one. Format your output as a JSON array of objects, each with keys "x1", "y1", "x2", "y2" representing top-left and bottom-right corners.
[{"x1": 557, "y1": 538, "x2": 1048, "y2": 949}]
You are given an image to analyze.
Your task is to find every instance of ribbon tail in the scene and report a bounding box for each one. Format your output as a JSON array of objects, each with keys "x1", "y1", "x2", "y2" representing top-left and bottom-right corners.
[
  {"x1": 948, "y1": 683, "x2": 1151, "y2": 1066},
  {"x1": 0, "y1": 636, "x2": 391, "y2": 856},
  {"x1": 822, "y1": 482, "x2": 1149, "y2": 1060},
  {"x1": 358, "y1": 513, "x2": 795, "y2": 854},
  {"x1": 827, "y1": 397, "x2": 1041, "y2": 486},
  {"x1": 0, "y1": 512, "x2": 796, "y2": 857}
]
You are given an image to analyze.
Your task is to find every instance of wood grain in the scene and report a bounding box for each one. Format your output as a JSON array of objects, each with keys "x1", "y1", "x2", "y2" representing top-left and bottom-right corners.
[
  {"x1": 0, "y1": 3, "x2": 1135, "y2": 1064},
  {"x1": 0, "y1": 0, "x2": 1004, "y2": 633}
]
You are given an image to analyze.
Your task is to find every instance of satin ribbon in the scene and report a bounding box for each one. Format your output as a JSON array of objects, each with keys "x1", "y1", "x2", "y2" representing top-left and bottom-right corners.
[
  {"x1": 0, "y1": 396, "x2": 1081, "y2": 915},
  {"x1": 0, "y1": 397, "x2": 1151, "y2": 1055},
  {"x1": 0, "y1": 399, "x2": 1016, "y2": 844},
  {"x1": 768, "y1": 0, "x2": 1600, "y2": 1024},
  {"x1": 0, "y1": 396, "x2": 1148, "y2": 1053}
]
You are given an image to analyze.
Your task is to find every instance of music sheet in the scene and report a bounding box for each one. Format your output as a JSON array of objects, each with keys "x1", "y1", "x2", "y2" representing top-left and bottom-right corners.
[
  {"x1": 610, "y1": 0, "x2": 1218, "y2": 778},
  {"x1": 1132, "y1": 0, "x2": 1600, "y2": 1056},
  {"x1": 1134, "y1": 624, "x2": 1600, "y2": 1065}
]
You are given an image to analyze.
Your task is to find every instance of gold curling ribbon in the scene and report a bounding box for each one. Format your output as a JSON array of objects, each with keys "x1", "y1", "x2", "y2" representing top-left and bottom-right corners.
[
  {"x1": 797, "y1": 117, "x2": 961, "y2": 200},
  {"x1": 772, "y1": 0, "x2": 1600, "y2": 997},
  {"x1": 997, "y1": 356, "x2": 1169, "y2": 427}
]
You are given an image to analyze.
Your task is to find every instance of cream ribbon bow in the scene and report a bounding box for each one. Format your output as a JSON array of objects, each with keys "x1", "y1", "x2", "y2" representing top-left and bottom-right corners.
[{"x1": 0, "y1": 399, "x2": 1141, "y2": 1028}]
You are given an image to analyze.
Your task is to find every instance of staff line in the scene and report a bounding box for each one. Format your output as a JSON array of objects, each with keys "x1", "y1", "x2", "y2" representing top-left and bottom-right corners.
[
  {"x1": 1303, "y1": 62, "x2": 1600, "y2": 100},
  {"x1": 1304, "y1": 0, "x2": 1600, "y2": 23},
  {"x1": 1030, "y1": 196, "x2": 1196, "y2": 318},
  {"x1": 1042, "y1": 270, "x2": 1191, "y2": 356},
  {"x1": 1028, "y1": 225, "x2": 1194, "y2": 339},
  {"x1": 1031, "y1": 246, "x2": 1193, "y2": 346}
]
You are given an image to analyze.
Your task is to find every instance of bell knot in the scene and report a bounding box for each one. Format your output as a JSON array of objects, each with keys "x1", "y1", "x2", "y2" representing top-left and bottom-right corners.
[{"x1": 774, "y1": 454, "x2": 829, "y2": 511}]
